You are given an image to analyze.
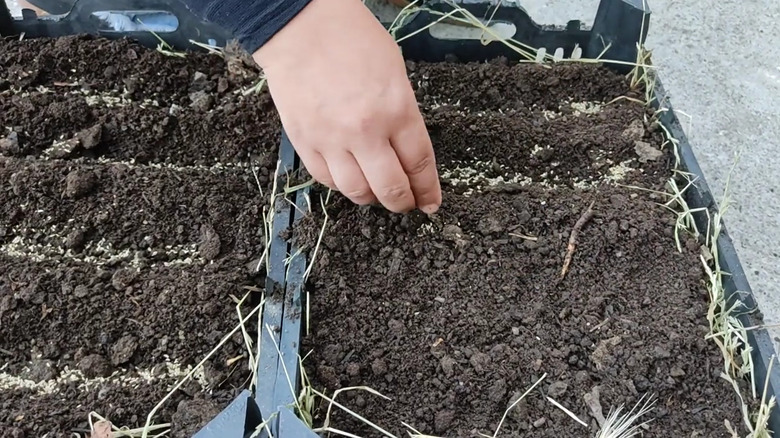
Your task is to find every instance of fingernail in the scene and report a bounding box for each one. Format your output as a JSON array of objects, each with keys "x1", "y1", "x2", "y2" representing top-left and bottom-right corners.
[{"x1": 421, "y1": 204, "x2": 439, "y2": 214}]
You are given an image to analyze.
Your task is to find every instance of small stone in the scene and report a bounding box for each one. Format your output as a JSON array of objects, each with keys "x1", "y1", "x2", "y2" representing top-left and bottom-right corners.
[
  {"x1": 172, "y1": 398, "x2": 221, "y2": 438},
  {"x1": 371, "y1": 358, "x2": 388, "y2": 377},
  {"x1": 217, "y1": 77, "x2": 230, "y2": 93},
  {"x1": 317, "y1": 365, "x2": 339, "y2": 389},
  {"x1": 533, "y1": 417, "x2": 547, "y2": 428},
  {"x1": 670, "y1": 366, "x2": 686, "y2": 377},
  {"x1": 0, "y1": 131, "x2": 20, "y2": 154},
  {"x1": 434, "y1": 409, "x2": 455, "y2": 433},
  {"x1": 346, "y1": 363, "x2": 360, "y2": 377},
  {"x1": 511, "y1": 327, "x2": 520, "y2": 336},
  {"x1": 78, "y1": 354, "x2": 112, "y2": 378},
  {"x1": 76, "y1": 124, "x2": 103, "y2": 149},
  {"x1": 441, "y1": 224, "x2": 464, "y2": 242},
  {"x1": 111, "y1": 268, "x2": 137, "y2": 291},
  {"x1": 169, "y1": 104, "x2": 183, "y2": 117},
  {"x1": 507, "y1": 391, "x2": 529, "y2": 421},
  {"x1": 622, "y1": 119, "x2": 645, "y2": 140},
  {"x1": 192, "y1": 71, "x2": 208, "y2": 84},
  {"x1": 103, "y1": 66, "x2": 116, "y2": 78},
  {"x1": 110, "y1": 335, "x2": 138, "y2": 365},
  {"x1": 654, "y1": 345, "x2": 672, "y2": 359},
  {"x1": 73, "y1": 284, "x2": 89, "y2": 298},
  {"x1": 189, "y1": 90, "x2": 214, "y2": 111},
  {"x1": 24, "y1": 359, "x2": 58, "y2": 382},
  {"x1": 388, "y1": 319, "x2": 404, "y2": 333},
  {"x1": 488, "y1": 378, "x2": 507, "y2": 402},
  {"x1": 65, "y1": 229, "x2": 87, "y2": 250},
  {"x1": 440, "y1": 355, "x2": 456, "y2": 377},
  {"x1": 469, "y1": 352, "x2": 491, "y2": 374},
  {"x1": 63, "y1": 169, "x2": 98, "y2": 198},
  {"x1": 321, "y1": 344, "x2": 343, "y2": 364},
  {"x1": 434, "y1": 296, "x2": 446, "y2": 304},
  {"x1": 635, "y1": 141, "x2": 663, "y2": 163},
  {"x1": 477, "y1": 215, "x2": 503, "y2": 235},
  {"x1": 123, "y1": 77, "x2": 139, "y2": 93},
  {"x1": 547, "y1": 381, "x2": 569, "y2": 398},
  {"x1": 199, "y1": 224, "x2": 221, "y2": 261}
]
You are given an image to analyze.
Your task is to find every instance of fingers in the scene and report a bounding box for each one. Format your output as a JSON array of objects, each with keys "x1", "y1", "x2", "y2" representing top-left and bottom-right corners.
[
  {"x1": 326, "y1": 151, "x2": 377, "y2": 205},
  {"x1": 390, "y1": 109, "x2": 442, "y2": 214},
  {"x1": 297, "y1": 148, "x2": 336, "y2": 189},
  {"x1": 353, "y1": 140, "x2": 416, "y2": 213}
]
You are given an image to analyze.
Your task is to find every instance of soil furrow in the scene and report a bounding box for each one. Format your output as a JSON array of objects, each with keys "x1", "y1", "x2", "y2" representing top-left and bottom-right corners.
[
  {"x1": 0, "y1": 35, "x2": 257, "y2": 104},
  {"x1": 0, "y1": 254, "x2": 257, "y2": 375},
  {"x1": 425, "y1": 102, "x2": 668, "y2": 189},
  {"x1": 1, "y1": 90, "x2": 281, "y2": 166},
  {"x1": 0, "y1": 157, "x2": 269, "y2": 263},
  {"x1": 299, "y1": 184, "x2": 740, "y2": 437},
  {"x1": 410, "y1": 61, "x2": 637, "y2": 112},
  {"x1": 0, "y1": 377, "x2": 233, "y2": 438}
]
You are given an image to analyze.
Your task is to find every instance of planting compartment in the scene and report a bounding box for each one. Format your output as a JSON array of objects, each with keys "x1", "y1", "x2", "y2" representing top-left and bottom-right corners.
[{"x1": 1, "y1": 0, "x2": 778, "y2": 436}]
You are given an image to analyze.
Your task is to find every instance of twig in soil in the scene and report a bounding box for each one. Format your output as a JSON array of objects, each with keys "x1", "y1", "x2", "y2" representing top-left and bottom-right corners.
[
  {"x1": 235, "y1": 292, "x2": 258, "y2": 389},
  {"x1": 297, "y1": 353, "x2": 316, "y2": 428},
  {"x1": 226, "y1": 353, "x2": 246, "y2": 367},
  {"x1": 560, "y1": 201, "x2": 596, "y2": 280},
  {"x1": 311, "y1": 386, "x2": 394, "y2": 438},
  {"x1": 403, "y1": 421, "x2": 444, "y2": 438},
  {"x1": 584, "y1": 386, "x2": 606, "y2": 427},
  {"x1": 589, "y1": 318, "x2": 611, "y2": 333},
  {"x1": 304, "y1": 189, "x2": 333, "y2": 336},
  {"x1": 243, "y1": 77, "x2": 267, "y2": 96},
  {"x1": 487, "y1": 373, "x2": 547, "y2": 438},
  {"x1": 189, "y1": 39, "x2": 224, "y2": 57},
  {"x1": 595, "y1": 394, "x2": 655, "y2": 438},
  {"x1": 141, "y1": 297, "x2": 266, "y2": 438},
  {"x1": 88, "y1": 412, "x2": 169, "y2": 438},
  {"x1": 546, "y1": 396, "x2": 588, "y2": 427},
  {"x1": 508, "y1": 232, "x2": 538, "y2": 241},
  {"x1": 284, "y1": 178, "x2": 315, "y2": 194},
  {"x1": 248, "y1": 413, "x2": 278, "y2": 438}
]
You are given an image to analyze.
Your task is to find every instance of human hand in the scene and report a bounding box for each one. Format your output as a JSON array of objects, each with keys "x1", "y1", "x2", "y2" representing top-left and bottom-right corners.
[{"x1": 252, "y1": 0, "x2": 441, "y2": 214}]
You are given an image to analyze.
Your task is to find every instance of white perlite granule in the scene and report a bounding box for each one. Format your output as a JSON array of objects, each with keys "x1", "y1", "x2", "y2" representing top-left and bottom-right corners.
[{"x1": 0, "y1": 359, "x2": 205, "y2": 395}]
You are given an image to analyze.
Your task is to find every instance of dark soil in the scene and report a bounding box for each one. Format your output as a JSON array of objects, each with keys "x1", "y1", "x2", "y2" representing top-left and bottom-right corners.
[
  {"x1": 1, "y1": 35, "x2": 275, "y2": 437},
  {"x1": 298, "y1": 63, "x2": 744, "y2": 436}
]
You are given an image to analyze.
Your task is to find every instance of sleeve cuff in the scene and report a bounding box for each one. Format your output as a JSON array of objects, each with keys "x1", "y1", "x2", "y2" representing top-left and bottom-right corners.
[{"x1": 184, "y1": 0, "x2": 314, "y2": 53}]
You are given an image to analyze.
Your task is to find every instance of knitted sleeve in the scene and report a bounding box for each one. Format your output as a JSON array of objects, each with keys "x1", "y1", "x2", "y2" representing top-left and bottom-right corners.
[{"x1": 182, "y1": 0, "x2": 313, "y2": 53}]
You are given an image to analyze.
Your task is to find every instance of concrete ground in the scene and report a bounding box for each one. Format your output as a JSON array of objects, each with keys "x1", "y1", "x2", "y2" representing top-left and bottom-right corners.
[{"x1": 4, "y1": 0, "x2": 778, "y2": 343}]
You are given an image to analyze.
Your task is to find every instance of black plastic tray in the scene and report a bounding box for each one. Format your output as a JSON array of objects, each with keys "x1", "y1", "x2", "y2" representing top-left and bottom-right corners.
[
  {"x1": 2, "y1": 0, "x2": 777, "y2": 436},
  {"x1": 275, "y1": 0, "x2": 780, "y2": 436}
]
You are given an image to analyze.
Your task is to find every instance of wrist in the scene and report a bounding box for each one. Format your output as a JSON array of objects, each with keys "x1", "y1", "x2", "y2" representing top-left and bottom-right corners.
[{"x1": 251, "y1": 0, "x2": 373, "y2": 71}]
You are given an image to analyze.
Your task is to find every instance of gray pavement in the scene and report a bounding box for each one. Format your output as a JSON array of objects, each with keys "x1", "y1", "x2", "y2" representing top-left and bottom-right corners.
[{"x1": 5, "y1": 0, "x2": 779, "y2": 342}]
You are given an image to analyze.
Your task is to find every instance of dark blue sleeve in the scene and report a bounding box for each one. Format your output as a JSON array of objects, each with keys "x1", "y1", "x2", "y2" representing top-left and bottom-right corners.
[{"x1": 183, "y1": 0, "x2": 313, "y2": 54}]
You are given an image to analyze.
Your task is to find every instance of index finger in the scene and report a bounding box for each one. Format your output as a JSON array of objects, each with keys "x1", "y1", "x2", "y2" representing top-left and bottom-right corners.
[{"x1": 390, "y1": 111, "x2": 442, "y2": 214}]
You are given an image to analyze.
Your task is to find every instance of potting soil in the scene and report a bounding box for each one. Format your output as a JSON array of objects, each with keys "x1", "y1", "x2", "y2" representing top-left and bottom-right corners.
[
  {"x1": 0, "y1": 35, "x2": 278, "y2": 437},
  {"x1": 297, "y1": 61, "x2": 746, "y2": 437}
]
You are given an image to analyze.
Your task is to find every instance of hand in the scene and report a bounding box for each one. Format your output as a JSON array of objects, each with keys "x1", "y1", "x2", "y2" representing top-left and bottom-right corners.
[{"x1": 252, "y1": 0, "x2": 442, "y2": 214}]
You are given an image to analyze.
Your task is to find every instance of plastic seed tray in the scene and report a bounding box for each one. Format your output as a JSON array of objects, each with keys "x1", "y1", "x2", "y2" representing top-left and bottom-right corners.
[{"x1": 2, "y1": 0, "x2": 777, "y2": 436}]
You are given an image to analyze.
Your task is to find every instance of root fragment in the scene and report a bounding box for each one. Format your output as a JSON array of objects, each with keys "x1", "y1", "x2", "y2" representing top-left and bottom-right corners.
[{"x1": 561, "y1": 200, "x2": 596, "y2": 279}]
